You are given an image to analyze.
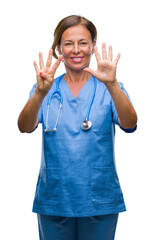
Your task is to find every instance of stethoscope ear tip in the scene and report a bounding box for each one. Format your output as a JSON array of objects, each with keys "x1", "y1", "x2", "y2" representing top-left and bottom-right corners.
[{"x1": 44, "y1": 128, "x2": 57, "y2": 132}]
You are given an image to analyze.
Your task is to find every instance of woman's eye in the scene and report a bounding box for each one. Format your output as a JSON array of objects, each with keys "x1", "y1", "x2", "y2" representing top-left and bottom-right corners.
[
  {"x1": 80, "y1": 42, "x2": 87, "y2": 45},
  {"x1": 65, "y1": 43, "x2": 72, "y2": 46}
]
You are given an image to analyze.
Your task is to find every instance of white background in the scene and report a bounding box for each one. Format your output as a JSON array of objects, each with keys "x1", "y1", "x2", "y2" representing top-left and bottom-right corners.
[{"x1": 0, "y1": 0, "x2": 155, "y2": 239}]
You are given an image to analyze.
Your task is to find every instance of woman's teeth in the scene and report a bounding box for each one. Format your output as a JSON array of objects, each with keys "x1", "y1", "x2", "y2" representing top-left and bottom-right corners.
[{"x1": 71, "y1": 57, "x2": 83, "y2": 62}]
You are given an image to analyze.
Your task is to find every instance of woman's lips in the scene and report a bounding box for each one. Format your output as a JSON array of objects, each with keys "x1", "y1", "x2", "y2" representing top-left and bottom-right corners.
[{"x1": 70, "y1": 56, "x2": 84, "y2": 63}]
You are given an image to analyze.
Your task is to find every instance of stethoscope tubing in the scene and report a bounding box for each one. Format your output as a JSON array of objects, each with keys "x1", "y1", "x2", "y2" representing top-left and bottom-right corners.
[{"x1": 85, "y1": 75, "x2": 97, "y2": 120}]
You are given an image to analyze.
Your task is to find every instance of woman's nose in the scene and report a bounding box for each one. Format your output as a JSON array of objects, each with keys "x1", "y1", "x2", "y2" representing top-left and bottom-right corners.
[{"x1": 73, "y1": 43, "x2": 80, "y2": 54}]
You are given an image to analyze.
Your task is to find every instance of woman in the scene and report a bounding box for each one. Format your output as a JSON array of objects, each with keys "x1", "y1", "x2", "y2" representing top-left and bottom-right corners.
[{"x1": 18, "y1": 15, "x2": 137, "y2": 240}]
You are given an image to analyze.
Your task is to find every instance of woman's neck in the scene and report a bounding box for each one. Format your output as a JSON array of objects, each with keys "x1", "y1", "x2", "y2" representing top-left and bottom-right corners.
[{"x1": 64, "y1": 68, "x2": 92, "y2": 84}]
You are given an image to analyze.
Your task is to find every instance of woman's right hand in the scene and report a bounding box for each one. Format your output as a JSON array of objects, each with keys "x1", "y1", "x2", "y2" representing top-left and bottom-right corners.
[{"x1": 33, "y1": 49, "x2": 63, "y2": 95}]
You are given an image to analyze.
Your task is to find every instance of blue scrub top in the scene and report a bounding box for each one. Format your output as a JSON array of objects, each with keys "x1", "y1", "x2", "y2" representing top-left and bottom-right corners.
[{"x1": 28, "y1": 74, "x2": 137, "y2": 217}]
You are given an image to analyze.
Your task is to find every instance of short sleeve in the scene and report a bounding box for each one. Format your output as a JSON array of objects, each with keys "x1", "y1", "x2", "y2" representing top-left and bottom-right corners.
[
  {"x1": 27, "y1": 83, "x2": 43, "y2": 132},
  {"x1": 112, "y1": 82, "x2": 137, "y2": 133}
]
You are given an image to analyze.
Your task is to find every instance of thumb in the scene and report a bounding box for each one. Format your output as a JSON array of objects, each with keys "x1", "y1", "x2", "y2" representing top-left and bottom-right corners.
[
  {"x1": 39, "y1": 72, "x2": 47, "y2": 78},
  {"x1": 83, "y1": 67, "x2": 96, "y2": 75}
]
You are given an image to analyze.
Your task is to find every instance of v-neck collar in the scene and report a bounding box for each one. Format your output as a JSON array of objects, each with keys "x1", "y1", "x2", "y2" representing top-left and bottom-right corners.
[{"x1": 60, "y1": 76, "x2": 93, "y2": 103}]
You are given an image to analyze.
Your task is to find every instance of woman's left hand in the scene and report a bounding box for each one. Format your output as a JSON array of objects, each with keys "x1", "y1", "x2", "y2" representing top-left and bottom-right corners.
[{"x1": 84, "y1": 43, "x2": 120, "y2": 85}]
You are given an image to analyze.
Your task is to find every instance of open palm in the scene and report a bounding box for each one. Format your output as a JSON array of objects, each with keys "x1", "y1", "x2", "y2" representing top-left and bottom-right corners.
[
  {"x1": 33, "y1": 49, "x2": 63, "y2": 94},
  {"x1": 84, "y1": 43, "x2": 120, "y2": 84}
]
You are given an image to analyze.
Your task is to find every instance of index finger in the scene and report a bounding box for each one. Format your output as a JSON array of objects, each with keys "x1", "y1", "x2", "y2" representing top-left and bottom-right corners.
[
  {"x1": 46, "y1": 49, "x2": 53, "y2": 68},
  {"x1": 94, "y1": 46, "x2": 101, "y2": 62},
  {"x1": 52, "y1": 55, "x2": 63, "y2": 73}
]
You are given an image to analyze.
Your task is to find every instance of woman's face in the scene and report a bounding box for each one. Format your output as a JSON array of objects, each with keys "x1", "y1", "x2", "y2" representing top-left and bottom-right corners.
[{"x1": 58, "y1": 24, "x2": 96, "y2": 71}]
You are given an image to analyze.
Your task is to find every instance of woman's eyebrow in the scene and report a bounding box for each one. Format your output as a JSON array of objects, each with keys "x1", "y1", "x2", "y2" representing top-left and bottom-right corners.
[
  {"x1": 64, "y1": 40, "x2": 73, "y2": 42},
  {"x1": 64, "y1": 39, "x2": 87, "y2": 42},
  {"x1": 79, "y1": 39, "x2": 87, "y2": 41}
]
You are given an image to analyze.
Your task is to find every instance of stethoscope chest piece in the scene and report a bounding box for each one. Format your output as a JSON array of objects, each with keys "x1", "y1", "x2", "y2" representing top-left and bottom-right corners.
[{"x1": 81, "y1": 119, "x2": 92, "y2": 131}]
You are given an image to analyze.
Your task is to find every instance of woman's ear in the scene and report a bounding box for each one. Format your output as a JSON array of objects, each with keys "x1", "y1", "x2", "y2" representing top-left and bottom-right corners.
[
  {"x1": 92, "y1": 40, "x2": 97, "y2": 54},
  {"x1": 57, "y1": 45, "x2": 62, "y2": 55}
]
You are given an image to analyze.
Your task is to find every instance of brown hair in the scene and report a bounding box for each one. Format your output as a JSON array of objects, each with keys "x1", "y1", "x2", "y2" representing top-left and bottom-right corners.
[{"x1": 51, "y1": 15, "x2": 97, "y2": 59}]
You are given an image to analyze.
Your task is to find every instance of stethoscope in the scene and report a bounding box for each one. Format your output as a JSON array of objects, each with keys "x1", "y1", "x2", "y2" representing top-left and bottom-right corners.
[{"x1": 45, "y1": 73, "x2": 97, "y2": 132}]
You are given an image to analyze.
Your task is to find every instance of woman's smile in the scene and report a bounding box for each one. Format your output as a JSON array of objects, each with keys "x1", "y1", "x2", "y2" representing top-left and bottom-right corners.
[{"x1": 70, "y1": 56, "x2": 84, "y2": 63}]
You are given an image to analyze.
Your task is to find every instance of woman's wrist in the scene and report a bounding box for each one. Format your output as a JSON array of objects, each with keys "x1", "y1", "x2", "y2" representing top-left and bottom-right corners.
[
  {"x1": 104, "y1": 79, "x2": 120, "y2": 95},
  {"x1": 35, "y1": 86, "x2": 48, "y2": 99}
]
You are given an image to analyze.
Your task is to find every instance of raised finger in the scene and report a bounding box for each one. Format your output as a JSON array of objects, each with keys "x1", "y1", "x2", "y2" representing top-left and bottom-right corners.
[
  {"x1": 102, "y1": 43, "x2": 107, "y2": 59},
  {"x1": 94, "y1": 46, "x2": 101, "y2": 62},
  {"x1": 39, "y1": 52, "x2": 44, "y2": 69},
  {"x1": 46, "y1": 49, "x2": 53, "y2": 68},
  {"x1": 51, "y1": 55, "x2": 63, "y2": 73},
  {"x1": 108, "y1": 45, "x2": 113, "y2": 61},
  {"x1": 33, "y1": 61, "x2": 39, "y2": 74},
  {"x1": 114, "y1": 53, "x2": 121, "y2": 65}
]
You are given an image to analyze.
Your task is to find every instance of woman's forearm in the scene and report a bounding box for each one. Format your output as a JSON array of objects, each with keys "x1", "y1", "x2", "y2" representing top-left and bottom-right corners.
[
  {"x1": 18, "y1": 87, "x2": 46, "y2": 133},
  {"x1": 105, "y1": 81, "x2": 137, "y2": 129}
]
